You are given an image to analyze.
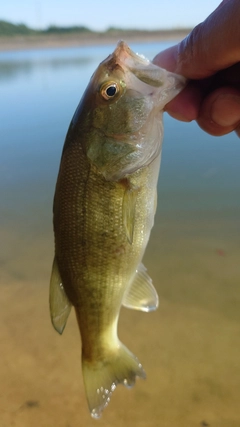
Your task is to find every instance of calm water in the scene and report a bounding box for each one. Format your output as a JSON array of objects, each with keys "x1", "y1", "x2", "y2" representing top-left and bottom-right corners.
[{"x1": 0, "y1": 41, "x2": 240, "y2": 426}]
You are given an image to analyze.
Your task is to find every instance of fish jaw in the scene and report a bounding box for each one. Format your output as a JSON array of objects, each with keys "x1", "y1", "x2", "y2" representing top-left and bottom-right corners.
[
  {"x1": 111, "y1": 40, "x2": 186, "y2": 108},
  {"x1": 112, "y1": 40, "x2": 151, "y2": 68}
]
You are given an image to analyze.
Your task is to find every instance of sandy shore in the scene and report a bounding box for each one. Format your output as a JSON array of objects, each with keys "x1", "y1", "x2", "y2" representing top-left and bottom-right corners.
[{"x1": 0, "y1": 30, "x2": 190, "y2": 52}]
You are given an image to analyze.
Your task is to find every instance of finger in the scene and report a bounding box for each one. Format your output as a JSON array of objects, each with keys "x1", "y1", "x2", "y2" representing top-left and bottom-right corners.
[
  {"x1": 215, "y1": 0, "x2": 232, "y2": 11},
  {"x1": 153, "y1": 0, "x2": 240, "y2": 79},
  {"x1": 235, "y1": 126, "x2": 240, "y2": 137},
  {"x1": 176, "y1": 0, "x2": 240, "y2": 78},
  {"x1": 153, "y1": 45, "x2": 178, "y2": 72},
  {"x1": 197, "y1": 87, "x2": 240, "y2": 136},
  {"x1": 164, "y1": 81, "x2": 203, "y2": 122}
]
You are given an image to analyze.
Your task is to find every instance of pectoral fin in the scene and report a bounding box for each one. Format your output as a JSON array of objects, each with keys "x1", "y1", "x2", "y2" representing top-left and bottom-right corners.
[
  {"x1": 122, "y1": 263, "x2": 159, "y2": 312},
  {"x1": 122, "y1": 186, "x2": 138, "y2": 244},
  {"x1": 49, "y1": 257, "x2": 72, "y2": 334}
]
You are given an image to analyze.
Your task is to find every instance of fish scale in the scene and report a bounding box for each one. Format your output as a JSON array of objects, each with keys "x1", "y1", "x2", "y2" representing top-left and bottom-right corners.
[{"x1": 49, "y1": 41, "x2": 186, "y2": 418}]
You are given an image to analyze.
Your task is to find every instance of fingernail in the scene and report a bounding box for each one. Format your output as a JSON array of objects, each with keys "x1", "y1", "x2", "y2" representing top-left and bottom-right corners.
[{"x1": 211, "y1": 94, "x2": 240, "y2": 127}]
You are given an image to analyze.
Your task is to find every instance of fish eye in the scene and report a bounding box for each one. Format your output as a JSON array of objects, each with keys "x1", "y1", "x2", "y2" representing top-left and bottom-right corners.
[
  {"x1": 106, "y1": 85, "x2": 117, "y2": 97},
  {"x1": 100, "y1": 82, "x2": 119, "y2": 100}
]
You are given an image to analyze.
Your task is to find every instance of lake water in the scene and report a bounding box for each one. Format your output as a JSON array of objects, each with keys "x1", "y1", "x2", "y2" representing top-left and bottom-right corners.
[{"x1": 0, "y1": 41, "x2": 240, "y2": 427}]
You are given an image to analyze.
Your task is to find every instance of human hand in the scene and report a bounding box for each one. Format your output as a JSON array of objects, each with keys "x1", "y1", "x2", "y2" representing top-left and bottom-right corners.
[{"x1": 153, "y1": 0, "x2": 240, "y2": 137}]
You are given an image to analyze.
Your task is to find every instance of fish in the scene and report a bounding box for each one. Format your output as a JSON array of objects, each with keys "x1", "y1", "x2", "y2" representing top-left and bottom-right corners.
[{"x1": 49, "y1": 41, "x2": 186, "y2": 419}]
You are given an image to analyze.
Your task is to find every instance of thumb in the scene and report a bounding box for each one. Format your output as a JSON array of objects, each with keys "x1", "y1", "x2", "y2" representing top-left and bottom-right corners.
[{"x1": 153, "y1": 0, "x2": 240, "y2": 79}]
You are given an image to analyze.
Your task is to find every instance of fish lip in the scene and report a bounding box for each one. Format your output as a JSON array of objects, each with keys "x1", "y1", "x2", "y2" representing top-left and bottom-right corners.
[
  {"x1": 113, "y1": 40, "x2": 150, "y2": 67},
  {"x1": 112, "y1": 41, "x2": 165, "y2": 88}
]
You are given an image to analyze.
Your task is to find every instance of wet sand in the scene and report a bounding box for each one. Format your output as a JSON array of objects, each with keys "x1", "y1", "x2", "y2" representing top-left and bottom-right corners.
[
  {"x1": 1, "y1": 219, "x2": 240, "y2": 427},
  {"x1": 0, "y1": 30, "x2": 189, "y2": 52}
]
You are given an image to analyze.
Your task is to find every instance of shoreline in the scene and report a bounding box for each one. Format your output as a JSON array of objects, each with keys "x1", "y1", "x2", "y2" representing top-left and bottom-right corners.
[{"x1": 0, "y1": 30, "x2": 190, "y2": 52}]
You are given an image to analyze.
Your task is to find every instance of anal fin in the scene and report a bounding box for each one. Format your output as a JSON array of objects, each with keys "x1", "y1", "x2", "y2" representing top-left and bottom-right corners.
[
  {"x1": 122, "y1": 263, "x2": 159, "y2": 312},
  {"x1": 49, "y1": 257, "x2": 72, "y2": 334}
]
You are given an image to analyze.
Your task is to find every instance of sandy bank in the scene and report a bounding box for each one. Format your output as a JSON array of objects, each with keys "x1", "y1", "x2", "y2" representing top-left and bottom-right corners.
[{"x1": 0, "y1": 30, "x2": 190, "y2": 52}]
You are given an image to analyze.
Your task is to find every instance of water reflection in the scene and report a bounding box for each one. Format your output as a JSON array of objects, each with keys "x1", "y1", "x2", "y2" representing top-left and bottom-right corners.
[
  {"x1": 0, "y1": 57, "x2": 95, "y2": 81},
  {"x1": 0, "y1": 41, "x2": 174, "y2": 81}
]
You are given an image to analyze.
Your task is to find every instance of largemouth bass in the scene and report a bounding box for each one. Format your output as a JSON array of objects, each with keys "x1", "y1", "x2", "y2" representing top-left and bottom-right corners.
[{"x1": 49, "y1": 41, "x2": 185, "y2": 418}]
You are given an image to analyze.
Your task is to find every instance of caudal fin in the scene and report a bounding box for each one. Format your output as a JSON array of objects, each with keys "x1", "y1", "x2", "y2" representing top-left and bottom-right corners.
[{"x1": 82, "y1": 342, "x2": 146, "y2": 419}]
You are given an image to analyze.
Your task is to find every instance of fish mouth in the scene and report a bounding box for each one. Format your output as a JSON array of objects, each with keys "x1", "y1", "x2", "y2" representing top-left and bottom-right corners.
[
  {"x1": 112, "y1": 41, "x2": 164, "y2": 88},
  {"x1": 113, "y1": 40, "x2": 150, "y2": 66}
]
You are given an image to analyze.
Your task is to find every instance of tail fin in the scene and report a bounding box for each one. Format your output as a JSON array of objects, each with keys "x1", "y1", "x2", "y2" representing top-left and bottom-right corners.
[{"x1": 82, "y1": 342, "x2": 146, "y2": 419}]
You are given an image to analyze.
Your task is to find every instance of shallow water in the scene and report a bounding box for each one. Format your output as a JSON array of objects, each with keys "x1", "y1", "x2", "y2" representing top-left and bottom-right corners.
[{"x1": 0, "y1": 41, "x2": 240, "y2": 426}]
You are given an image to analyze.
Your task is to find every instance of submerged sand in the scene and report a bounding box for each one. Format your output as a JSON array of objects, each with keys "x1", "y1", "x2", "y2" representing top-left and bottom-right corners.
[{"x1": 0, "y1": 218, "x2": 240, "y2": 427}]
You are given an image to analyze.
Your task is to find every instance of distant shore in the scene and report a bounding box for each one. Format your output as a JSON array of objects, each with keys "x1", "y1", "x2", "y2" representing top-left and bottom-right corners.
[{"x1": 0, "y1": 29, "x2": 190, "y2": 52}]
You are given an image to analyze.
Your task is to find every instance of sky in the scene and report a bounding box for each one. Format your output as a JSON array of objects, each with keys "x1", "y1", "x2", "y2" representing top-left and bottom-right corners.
[{"x1": 1, "y1": 0, "x2": 221, "y2": 31}]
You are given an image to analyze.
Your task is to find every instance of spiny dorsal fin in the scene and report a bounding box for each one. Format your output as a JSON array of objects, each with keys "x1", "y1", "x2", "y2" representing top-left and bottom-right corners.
[
  {"x1": 122, "y1": 263, "x2": 159, "y2": 312},
  {"x1": 49, "y1": 257, "x2": 72, "y2": 334},
  {"x1": 122, "y1": 185, "x2": 138, "y2": 244}
]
